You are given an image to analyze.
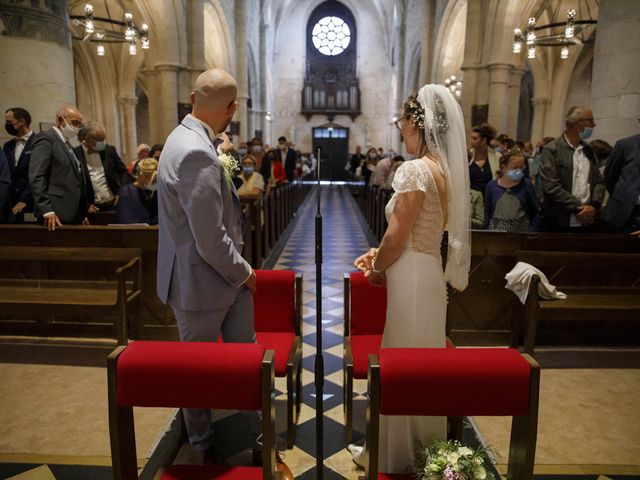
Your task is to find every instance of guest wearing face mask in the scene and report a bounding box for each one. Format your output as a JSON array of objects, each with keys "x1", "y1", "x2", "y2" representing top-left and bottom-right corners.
[
  {"x1": 484, "y1": 151, "x2": 541, "y2": 232},
  {"x1": 237, "y1": 142, "x2": 249, "y2": 158},
  {"x1": 539, "y1": 105, "x2": 605, "y2": 232},
  {"x1": 3, "y1": 107, "x2": 36, "y2": 222},
  {"x1": 116, "y1": 158, "x2": 158, "y2": 225},
  {"x1": 249, "y1": 137, "x2": 269, "y2": 182},
  {"x1": 29, "y1": 104, "x2": 92, "y2": 230},
  {"x1": 74, "y1": 121, "x2": 132, "y2": 213},
  {"x1": 236, "y1": 155, "x2": 265, "y2": 199}
]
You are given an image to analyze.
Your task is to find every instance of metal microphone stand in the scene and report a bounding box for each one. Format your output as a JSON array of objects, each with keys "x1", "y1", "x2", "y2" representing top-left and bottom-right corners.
[{"x1": 314, "y1": 147, "x2": 324, "y2": 478}]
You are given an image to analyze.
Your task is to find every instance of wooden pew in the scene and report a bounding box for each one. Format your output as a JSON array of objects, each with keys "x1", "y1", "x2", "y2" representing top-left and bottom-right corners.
[
  {"x1": 512, "y1": 250, "x2": 640, "y2": 354},
  {"x1": 0, "y1": 246, "x2": 141, "y2": 344}
]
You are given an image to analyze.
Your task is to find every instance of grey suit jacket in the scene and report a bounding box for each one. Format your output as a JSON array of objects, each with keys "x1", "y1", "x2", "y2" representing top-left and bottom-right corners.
[
  {"x1": 29, "y1": 128, "x2": 90, "y2": 223},
  {"x1": 157, "y1": 114, "x2": 251, "y2": 311},
  {"x1": 603, "y1": 134, "x2": 640, "y2": 228}
]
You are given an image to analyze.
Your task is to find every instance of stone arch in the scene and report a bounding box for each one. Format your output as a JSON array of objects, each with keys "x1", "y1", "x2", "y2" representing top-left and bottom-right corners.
[
  {"x1": 406, "y1": 43, "x2": 422, "y2": 96},
  {"x1": 432, "y1": 0, "x2": 467, "y2": 83},
  {"x1": 247, "y1": 45, "x2": 260, "y2": 139},
  {"x1": 204, "y1": 0, "x2": 233, "y2": 72}
]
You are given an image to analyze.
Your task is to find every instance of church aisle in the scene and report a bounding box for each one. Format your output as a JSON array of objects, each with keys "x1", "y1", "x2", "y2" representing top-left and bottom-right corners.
[{"x1": 271, "y1": 185, "x2": 373, "y2": 479}]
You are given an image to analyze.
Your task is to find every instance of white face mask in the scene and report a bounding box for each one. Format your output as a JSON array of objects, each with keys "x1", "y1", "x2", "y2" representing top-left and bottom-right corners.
[{"x1": 61, "y1": 119, "x2": 80, "y2": 141}]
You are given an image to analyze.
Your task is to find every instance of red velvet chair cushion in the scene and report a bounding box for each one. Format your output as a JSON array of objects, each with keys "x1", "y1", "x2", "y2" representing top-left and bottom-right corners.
[
  {"x1": 350, "y1": 272, "x2": 387, "y2": 336},
  {"x1": 161, "y1": 465, "x2": 263, "y2": 479},
  {"x1": 351, "y1": 334, "x2": 383, "y2": 379},
  {"x1": 256, "y1": 331, "x2": 296, "y2": 376},
  {"x1": 377, "y1": 474, "x2": 414, "y2": 480},
  {"x1": 116, "y1": 341, "x2": 266, "y2": 411},
  {"x1": 379, "y1": 348, "x2": 531, "y2": 416},
  {"x1": 254, "y1": 270, "x2": 295, "y2": 333}
]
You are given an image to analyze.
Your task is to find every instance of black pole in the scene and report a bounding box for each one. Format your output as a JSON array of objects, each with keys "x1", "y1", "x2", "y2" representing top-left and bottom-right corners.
[{"x1": 314, "y1": 147, "x2": 324, "y2": 478}]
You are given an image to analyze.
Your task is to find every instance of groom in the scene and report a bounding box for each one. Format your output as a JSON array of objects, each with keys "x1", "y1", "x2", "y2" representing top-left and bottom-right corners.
[{"x1": 156, "y1": 68, "x2": 270, "y2": 466}]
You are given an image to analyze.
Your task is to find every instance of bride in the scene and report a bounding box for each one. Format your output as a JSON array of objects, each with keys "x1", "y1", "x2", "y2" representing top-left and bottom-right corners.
[{"x1": 350, "y1": 84, "x2": 470, "y2": 473}]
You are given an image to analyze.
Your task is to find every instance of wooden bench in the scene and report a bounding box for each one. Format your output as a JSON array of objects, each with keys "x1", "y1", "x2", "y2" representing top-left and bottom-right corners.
[
  {"x1": 511, "y1": 250, "x2": 640, "y2": 354},
  {"x1": 0, "y1": 247, "x2": 142, "y2": 344}
]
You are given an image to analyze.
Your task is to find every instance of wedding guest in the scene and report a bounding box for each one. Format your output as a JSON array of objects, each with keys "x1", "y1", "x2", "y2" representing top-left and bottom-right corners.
[
  {"x1": 116, "y1": 157, "x2": 158, "y2": 225},
  {"x1": 362, "y1": 147, "x2": 378, "y2": 185},
  {"x1": 602, "y1": 129, "x2": 640, "y2": 233},
  {"x1": 484, "y1": 151, "x2": 540, "y2": 232},
  {"x1": 372, "y1": 153, "x2": 393, "y2": 189},
  {"x1": 386, "y1": 155, "x2": 405, "y2": 189},
  {"x1": 236, "y1": 154, "x2": 265, "y2": 199},
  {"x1": 150, "y1": 144, "x2": 163, "y2": 160},
  {"x1": 349, "y1": 145, "x2": 365, "y2": 174},
  {"x1": 264, "y1": 148, "x2": 287, "y2": 191},
  {"x1": 470, "y1": 189, "x2": 484, "y2": 229},
  {"x1": 469, "y1": 123, "x2": 500, "y2": 197},
  {"x1": 539, "y1": 106, "x2": 605, "y2": 232},
  {"x1": 129, "y1": 143, "x2": 150, "y2": 175},
  {"x1": 3, "y1": 107, "x2": 35, "y2": 222},
  {"x1": 0, "y1": 149, "x2": 10, "y2": 222},
  {"x1": 277, "y1": 136, "x2": 297, "y2": 181}
]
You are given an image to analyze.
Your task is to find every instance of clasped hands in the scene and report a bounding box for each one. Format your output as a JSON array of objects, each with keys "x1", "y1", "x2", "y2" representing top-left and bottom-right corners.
[
  {"x1": 576, "y1": 204, "x2": 596, "y2": 225},
  {"x1": 354, "y1": 247, "x2": 386, "y2": 287}
]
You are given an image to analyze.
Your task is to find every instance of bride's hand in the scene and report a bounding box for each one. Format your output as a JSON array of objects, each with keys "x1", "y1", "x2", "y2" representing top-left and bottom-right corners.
[
  {"x1": 365, "y1": 269, "x2": 386, "y2": 287},
  {"x1": 354, "y1": 248, "x2": 378, "y2": 272}
]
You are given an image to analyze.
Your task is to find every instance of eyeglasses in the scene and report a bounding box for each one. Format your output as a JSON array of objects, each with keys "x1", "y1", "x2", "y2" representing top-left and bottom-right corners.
[{"x1": 394, "y1": 116, "x2": 406, "y2": 130}]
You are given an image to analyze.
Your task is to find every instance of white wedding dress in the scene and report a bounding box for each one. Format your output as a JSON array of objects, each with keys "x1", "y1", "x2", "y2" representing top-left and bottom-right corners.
[{"x1": 378, "y1": 158, "x2": 447, "y2": 473}]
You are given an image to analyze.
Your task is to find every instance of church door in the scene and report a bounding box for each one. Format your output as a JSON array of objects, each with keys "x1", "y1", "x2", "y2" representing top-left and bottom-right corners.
[{"x1": 312, "y1": 125, "x2": 350, "y2": 181}]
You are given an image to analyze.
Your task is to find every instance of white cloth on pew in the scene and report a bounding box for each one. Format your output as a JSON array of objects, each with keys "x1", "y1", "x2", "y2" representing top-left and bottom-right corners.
[{"x1": 505, "y1": 261, "x2": 567, "y2": 304}]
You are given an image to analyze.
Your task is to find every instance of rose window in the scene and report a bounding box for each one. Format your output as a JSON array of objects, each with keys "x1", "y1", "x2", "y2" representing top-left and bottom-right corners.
[{"x1": 311, "y1": 16, "x2": 351, "y2": 56}]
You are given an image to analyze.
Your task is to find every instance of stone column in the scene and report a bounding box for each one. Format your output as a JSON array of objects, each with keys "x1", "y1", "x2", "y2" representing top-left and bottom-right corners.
[
  {"x1": 460, "y1": 0, "x2": 484, "y2": 134},
  {"x1": 419, "y1": 0, "x2": 436, "y2": 86},
  {"x1": 0, "y1": 2, "x2": 75, "y2": 144},
  {"x1": 153, "y1": 64, "x2": 180, "y2": 142},
  {"x1": 591, "y1": 0, "x2": 640, "y2": 143},
  {"x1": 395, "y1": 17, "x2": 407, "y2": 153},
  {"x1": 530, "y1": 97, "x2": 550, "y2": 143},
  {"x1": 506, "y1": 67, "x2": 526, "y2": 138},
  {"x1": 259, "y1": 17, "x2": 268, "y2": 139},
  {"x1": 235, "y1": 0, "x2": 249, "y2": 141},
  {"x1": 487, "y1": 63, "x2": 512, "y2": 134},
  {"x1": 187, "y1": 0, "x2": 206, "y2": 88},
  {"x1": 117, "y1": 95, "x2": 138, "y2": 165}
]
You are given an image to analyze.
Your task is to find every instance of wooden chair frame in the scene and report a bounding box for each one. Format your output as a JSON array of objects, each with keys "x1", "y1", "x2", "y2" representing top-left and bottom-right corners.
[
  {"x1": 284, "y1": 273, "x2": 303, "y2": 448},
  {"x1": 108, "y1": 346, "x2": 277, "y2": 480},
  {"x1": 363, "y1": 352, "x2": 540, "y2": 480}
]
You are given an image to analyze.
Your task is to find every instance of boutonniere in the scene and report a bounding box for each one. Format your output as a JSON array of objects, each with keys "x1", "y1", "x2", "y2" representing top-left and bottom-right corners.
[{"x1": 217, "y1": 151, "x2": 239, "y2": 188}]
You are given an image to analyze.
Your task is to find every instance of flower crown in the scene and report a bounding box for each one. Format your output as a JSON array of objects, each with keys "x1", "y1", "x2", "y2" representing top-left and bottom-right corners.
[{"x1": 405, "y1": 95, "x2": 450, "y2": 137}]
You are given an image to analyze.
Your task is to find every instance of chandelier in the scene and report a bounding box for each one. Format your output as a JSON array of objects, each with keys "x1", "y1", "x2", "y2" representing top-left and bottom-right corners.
[
  {"x1": 70, "y1": 2, "x2": 150, "y2": 56},
  {"x1": 513, "y1": 0, "x2": 597, "y2": 60},
  {"x1": 444, "y1": 75, "x2": 463, "y2": 99}
]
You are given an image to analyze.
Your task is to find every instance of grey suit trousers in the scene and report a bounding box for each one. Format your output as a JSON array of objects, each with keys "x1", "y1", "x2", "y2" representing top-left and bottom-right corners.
[{"x1": 171, "y1": 286, "x2": 261, "y2": 452}]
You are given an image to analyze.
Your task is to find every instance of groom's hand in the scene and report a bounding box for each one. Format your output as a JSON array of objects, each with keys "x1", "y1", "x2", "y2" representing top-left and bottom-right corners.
[{"x1": 244, "y1": 269, "x2": 257, "y2": 292}]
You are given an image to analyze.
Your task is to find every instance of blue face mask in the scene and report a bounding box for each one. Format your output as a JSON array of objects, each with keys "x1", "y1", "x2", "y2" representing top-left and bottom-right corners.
[
  {"x1": 243, "y1": 166, "x2": 254, "y2": 175},
  {"x1": 93, "y1": 141, "x2": 106, "y2": 152},
  {"x1": 579, "y1": 127, "x2": 593, "y2": 140},
  {"x1": 506, "y1": 168, "x2": 524, "y2": 182},
  {"x1": 495, "y1": 146, "x2": 503, "y2": 154}
]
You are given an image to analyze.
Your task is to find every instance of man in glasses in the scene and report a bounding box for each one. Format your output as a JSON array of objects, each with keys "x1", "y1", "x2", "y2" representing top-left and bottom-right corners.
[
  {"x1": 539, "y1": 105, "x2": 605, "y2": 232},
  {"x1": 29, "y1": 105, "x2": 92, "y2": 230}
]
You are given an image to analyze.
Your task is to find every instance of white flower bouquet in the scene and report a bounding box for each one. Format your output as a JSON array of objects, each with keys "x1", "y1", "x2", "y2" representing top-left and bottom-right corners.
[
  {"x1": 217, "y1": 152, "x2": 239, "y2": 188},
  {"x1": 413, "y1": 440, "x2": 496, "y2": 480}
]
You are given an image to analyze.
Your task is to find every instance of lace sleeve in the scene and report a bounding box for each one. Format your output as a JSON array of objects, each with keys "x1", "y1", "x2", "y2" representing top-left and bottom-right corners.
[{"x1": 391, "y1": 160, "x2": 428, "y2": 193}]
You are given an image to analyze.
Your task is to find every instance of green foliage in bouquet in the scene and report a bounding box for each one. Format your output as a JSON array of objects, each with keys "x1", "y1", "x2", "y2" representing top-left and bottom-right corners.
[{"x1": 412, "y1": 439, "x2": 496, "y2": 480}]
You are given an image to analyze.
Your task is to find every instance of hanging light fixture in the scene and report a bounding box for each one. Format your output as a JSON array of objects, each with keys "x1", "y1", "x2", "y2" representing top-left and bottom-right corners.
[
  {"x1": 513, "y1": 1, "x2": 597, "y2": 61},
  {"x1": 71, "y1": 3, "x2": 150, "y2": 56},
  {"x1": 443, "y1": 75, "x2": 463, "y2": 99}
]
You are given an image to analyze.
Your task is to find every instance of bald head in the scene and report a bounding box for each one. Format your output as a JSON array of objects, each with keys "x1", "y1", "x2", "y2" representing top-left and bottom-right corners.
[
  {"x1": 55, "y1": 104, "x2": 83, "y2": 130},
  {"x1": 191, "y1": 69, "x2": 238, "y2": 134},
  {"x1": 193, "y1": 68, "x2": 237, "y2": 110}
]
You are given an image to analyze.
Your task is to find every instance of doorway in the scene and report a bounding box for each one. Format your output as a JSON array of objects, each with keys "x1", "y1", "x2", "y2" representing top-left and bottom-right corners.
[{"x1": 312, "y1": 124, "x2": 350, "y2": 181}]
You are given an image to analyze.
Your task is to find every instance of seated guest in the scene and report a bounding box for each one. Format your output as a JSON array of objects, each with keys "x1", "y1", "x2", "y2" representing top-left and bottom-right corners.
[
  {"x1": 128, "y1": 143, "x2": 150, "y2": 175},
  {"x1": 74, "y1": 121, "x2": 132, "y2": 212},
  {"x1": 4, "y1": 107, "x2": 35, "y2": 222},
  {"x1": 237, "y1": 155, "x2": 265, "y2": 199},
  {"x1": 539, "y1": 106, "x2": 605, "y2": 232},
  {"x1": 469, "y1": 123, "x2": 500, "y2": 197},
  {"x1": 116, "y1": 158, "x2": 158, "y2": 225},
  {"x1": 484, "y1": 151, "x2": 541, "y2": 232},
  {"x1": 470, "y1": 189, "x2": 484, "y2": 229},
  {"x1": 149, "y1": 144, "x2": 163, "y2": 161},
  {"x1": 0, "y1": 149, "x2": 10, "y2": 223}
]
